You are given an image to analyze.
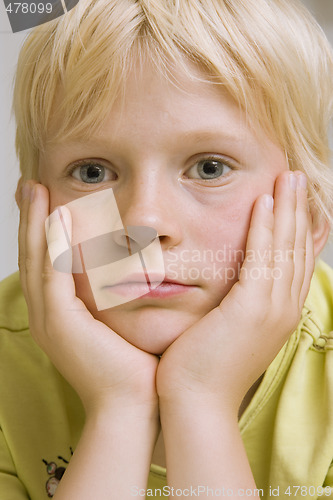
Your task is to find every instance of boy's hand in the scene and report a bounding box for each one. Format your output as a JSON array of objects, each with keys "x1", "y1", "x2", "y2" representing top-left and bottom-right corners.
[
  {"x1": 156, "y1": 171, "x2": 314, "y2": 413},
  {"x1": 18, "y1": 182, "x2": 159, "y2": 416}
]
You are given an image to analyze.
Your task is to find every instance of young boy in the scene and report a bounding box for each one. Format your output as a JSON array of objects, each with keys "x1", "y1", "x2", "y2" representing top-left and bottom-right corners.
[{"x1": 1, "y1": 0, "x2": 333, "y2": 498}]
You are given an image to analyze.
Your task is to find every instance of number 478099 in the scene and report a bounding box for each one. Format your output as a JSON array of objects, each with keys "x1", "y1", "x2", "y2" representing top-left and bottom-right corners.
[{"x1": 5, "y1": 3, "x2": 53, "y2": 14}]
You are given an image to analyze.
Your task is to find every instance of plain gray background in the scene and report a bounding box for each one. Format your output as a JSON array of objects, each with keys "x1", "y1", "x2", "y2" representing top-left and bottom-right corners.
[{"x1": 0, "y1": 0, "x2": 332, "y2": 281}]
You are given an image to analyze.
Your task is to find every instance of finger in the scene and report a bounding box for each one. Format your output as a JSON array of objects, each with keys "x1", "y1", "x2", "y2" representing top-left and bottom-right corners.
[
  {"x1": 290, "y1": 173, "x2": 309, "y2": 301},
  {"x1": 238, "y1": 193, "x2": 274, "y2": 297},
  {"x1": 24, "y1": 184, "x2": 49, "y2": 326},
  {"x1": 271, "y1": 171, "x2": 297, "y2": 299},
  {"x1": 18, "y1": 181, "x2": 38, "y2": 305},
  {"x1": 299, "y1": 216, "x2": 315, "y2": 308}
]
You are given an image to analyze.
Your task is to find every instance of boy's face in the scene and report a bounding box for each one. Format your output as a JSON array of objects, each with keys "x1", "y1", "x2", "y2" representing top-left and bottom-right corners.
[{"x1": 39, "y1": 61, "x2": 288, "y2": 355}]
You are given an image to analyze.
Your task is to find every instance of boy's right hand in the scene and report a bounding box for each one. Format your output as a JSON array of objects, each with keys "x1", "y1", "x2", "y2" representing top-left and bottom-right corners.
[{"x1": 18, "y1": 181, "x2": 159, "y2": 417}]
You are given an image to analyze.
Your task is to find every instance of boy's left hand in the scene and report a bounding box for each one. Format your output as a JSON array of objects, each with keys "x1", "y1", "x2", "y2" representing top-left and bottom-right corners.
[{"x1": 156, "y1": 171, "x2": 314, "y2": 413}]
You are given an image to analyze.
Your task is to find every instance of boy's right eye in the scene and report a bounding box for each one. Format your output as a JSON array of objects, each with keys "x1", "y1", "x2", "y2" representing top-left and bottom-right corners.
[{"x1": 70, "y1": 162, "x2": 117, "y2": 184}]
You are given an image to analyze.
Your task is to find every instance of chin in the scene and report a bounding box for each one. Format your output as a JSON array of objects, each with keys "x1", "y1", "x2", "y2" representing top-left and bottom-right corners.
[{"x1": 95, "y1": 307, "x2": 200, "y2": 356}]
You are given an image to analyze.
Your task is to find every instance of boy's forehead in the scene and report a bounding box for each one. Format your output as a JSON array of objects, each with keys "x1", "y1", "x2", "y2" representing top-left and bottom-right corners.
[
  {"x1": 45, "y1": 58, "x2": 278, "y2": 159},
  {"x1": 119, "y1": 57, "x2": 234, "y2": 107},
  {"x1": 48, "y1": 61, "x2": 240, "y2": 137}
]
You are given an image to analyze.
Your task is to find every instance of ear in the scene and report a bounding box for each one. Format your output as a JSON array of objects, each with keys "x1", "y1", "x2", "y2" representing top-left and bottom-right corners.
[{"x1": 311, "y1": 210, "x2": 331, "y2": 258}]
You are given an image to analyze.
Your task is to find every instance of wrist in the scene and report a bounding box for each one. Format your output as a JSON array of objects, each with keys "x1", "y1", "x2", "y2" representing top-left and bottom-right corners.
[
  {"x1": 84, "y1": 399, "x2": 160, "y2": 461},
  {"x1": 160, "y1": 392, "x2": 238, "y2": 422},
  {"x1": 84, "y1": 392, "x2": 159, "y2": 423}
]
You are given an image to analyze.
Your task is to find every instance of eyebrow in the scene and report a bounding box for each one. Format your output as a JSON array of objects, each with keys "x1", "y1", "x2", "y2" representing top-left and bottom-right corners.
[
  {"x1": 179, "y1": 129, "x2": 245, "y2": 143},
  {"x1": 172, "y1": 127, "x2": 253, "y2": 154}
]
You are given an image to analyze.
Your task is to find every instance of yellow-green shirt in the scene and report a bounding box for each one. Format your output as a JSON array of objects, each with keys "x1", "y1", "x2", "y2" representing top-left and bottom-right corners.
[{"x1": 0, "y1": 261, "x2": 332, "y2": 499}]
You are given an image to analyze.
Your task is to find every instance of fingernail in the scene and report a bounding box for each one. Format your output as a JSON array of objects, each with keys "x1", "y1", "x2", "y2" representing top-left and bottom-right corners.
[
  {"x1": 298, "y1": 173, "x2": 307, "y2": 190},
  {"x1": 289, "y1": 173, "x2": 297, "y2": 191},
  {"x1": 264, "y1": 194, "x2": 274, "y2": 211}
]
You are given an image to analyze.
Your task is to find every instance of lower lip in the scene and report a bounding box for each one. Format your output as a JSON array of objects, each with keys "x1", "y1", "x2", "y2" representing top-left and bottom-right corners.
[{"x1": 103, "y1": 282, "x2": 193, "y2": 298}]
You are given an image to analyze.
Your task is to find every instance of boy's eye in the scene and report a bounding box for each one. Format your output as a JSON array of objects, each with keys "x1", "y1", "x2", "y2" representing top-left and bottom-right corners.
[
  {"x1": 186, "y1": 159, "x2": 232, "y2": 180},
  {"x1": 71, "y1": 163, "x2": 116, "y2": 183}
]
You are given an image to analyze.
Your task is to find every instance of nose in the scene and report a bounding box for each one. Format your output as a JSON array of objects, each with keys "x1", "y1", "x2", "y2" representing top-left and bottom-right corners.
[{"x1": 114, "y1": 175, "x2": 183, "y2": 248}]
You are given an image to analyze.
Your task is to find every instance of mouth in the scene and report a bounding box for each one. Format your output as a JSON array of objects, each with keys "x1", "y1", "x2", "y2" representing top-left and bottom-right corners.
[{"x1": 102, "y1": 273, "x2": 195, "y2": 298}]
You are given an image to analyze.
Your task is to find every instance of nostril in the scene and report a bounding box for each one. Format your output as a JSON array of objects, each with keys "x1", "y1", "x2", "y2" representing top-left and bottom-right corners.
[
  {"x1": 119, "y1": 226, "x2": 158, "y2": 253},
  {"x1": 112, "y1": 231, "x2": 132, "y2": 250}
]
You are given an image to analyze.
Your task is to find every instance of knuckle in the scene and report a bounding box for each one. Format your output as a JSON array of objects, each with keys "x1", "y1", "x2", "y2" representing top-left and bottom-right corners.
[
  {"x1": 23, "y1": 256, "x2": 35, "y2": 275},
  {"x1": 295, "y1": 247, "x2": 306, "y2": 259},
  {"x1": 41, "y1": 260, "x2": 55, "y2": 283},
  {"x1": 41, "y1": 268, "x2": 53, "y2": 282},
  {"x1": 283, "y1": 239, "x2": 295, "y2": 254}
]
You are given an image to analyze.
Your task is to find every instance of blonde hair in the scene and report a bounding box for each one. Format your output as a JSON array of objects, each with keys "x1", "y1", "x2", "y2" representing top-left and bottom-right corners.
[{"x1": 13, "y1": 0, "x2": 333, "y2": 223}]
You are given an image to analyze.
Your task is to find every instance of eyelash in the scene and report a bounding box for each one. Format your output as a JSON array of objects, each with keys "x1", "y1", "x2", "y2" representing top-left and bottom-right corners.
[
  {"x1": 185, "y1": 156, "x2": 234, "y2": 183},
  {"x1": 68, "y1": 160, "x2": 117, "y2": 184}
]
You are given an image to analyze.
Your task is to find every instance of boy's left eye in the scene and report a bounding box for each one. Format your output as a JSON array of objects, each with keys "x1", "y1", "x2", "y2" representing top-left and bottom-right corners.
[{"x1": 186, "y1": 159, "x2": 232, "y2": 180}]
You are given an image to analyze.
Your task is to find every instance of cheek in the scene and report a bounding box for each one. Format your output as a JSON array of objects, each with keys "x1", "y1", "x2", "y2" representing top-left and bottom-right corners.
[
  {"x1": 193, "y1": 197, "x2": 253, "y2": 260},
  {"x1": 202, "y1": 174, "x2": 277, "y2": 254}
]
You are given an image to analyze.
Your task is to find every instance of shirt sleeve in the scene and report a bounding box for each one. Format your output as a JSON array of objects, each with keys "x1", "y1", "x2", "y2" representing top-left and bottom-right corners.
[{"x1": 0, "y1": 427, "x2": 30, "y2": 500}]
